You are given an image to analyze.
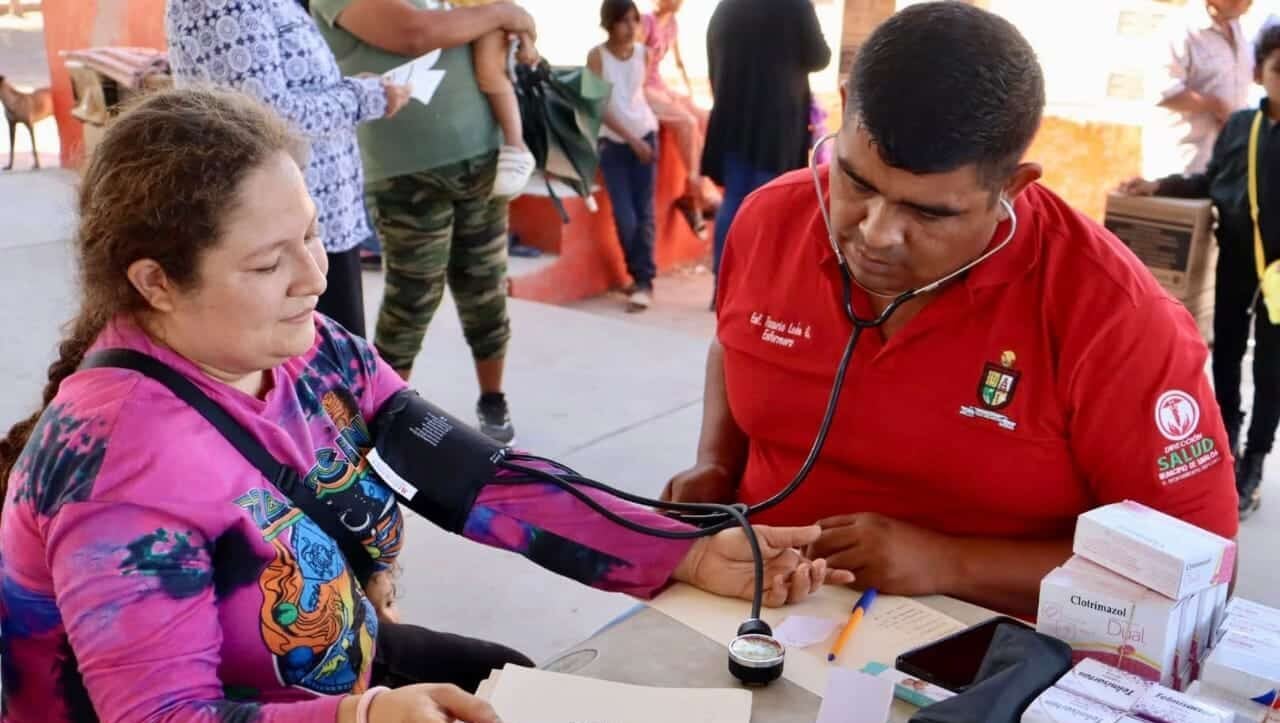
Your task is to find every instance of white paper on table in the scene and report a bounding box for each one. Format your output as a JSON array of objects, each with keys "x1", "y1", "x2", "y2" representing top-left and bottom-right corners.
[
  {"x1": 481, "y1": 664, "x2": 752, "y2": 723},
  {"x1": 774, "y1": 615, "x2": 843, "y2": 649},
  {"x1": 648, "y1": 584, "x2": 969, "y2": 697},
  {"x1": 816, "y1": 668, "x2": 895, "y2": 723},
  {"x1": 382, "y1": 49, "x2": 446, "y2": 106}
]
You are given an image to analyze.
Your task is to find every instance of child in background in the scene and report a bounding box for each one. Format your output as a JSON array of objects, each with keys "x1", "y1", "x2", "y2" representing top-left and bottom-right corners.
[
  {"x1": 450, "y1": 0, "x2": 539, "y2": 197},
  {"x1": 588, "y1": 0, "x2": 661, "y2": 312},
  {"x1": 1120, "y1": 27, "x2": 1280, "y2": 520}
]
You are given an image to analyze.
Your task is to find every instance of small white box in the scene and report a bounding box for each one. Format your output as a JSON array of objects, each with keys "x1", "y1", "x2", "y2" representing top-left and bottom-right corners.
[
  {"x1": 1225, "y1": 599, "x2": 1280, "y2": 628},
  {"x1": 1133, "y1": 684, "x2": 1234, "y2": 723},
  {"x1": 1022, "y1": 687, "x2": 1128, "y2": 723},
  {"x1": 1200, "y1": 629, "x2": 1280, "y2": 707},
  {"x1": 1186, "y1": 681, "x2": 1275, "y2": 723},
  {"x1": 1211, "y1": 587, "x2": 1230, "y2": 639},
  {"x1": 1057, "y1": 658, "x2": 1153, "y2": 711},
  {"x1": 1073, "y1": 501, "x2": 1236, "y2": 600},
  {"x1": 1192, "y1": 586, "x2": 1225, "y2": 668},
  {"x1": 1039, "y1": 560, "x2": 1189, "y2": 687},
  {"x1": 1215, "y1": 616, "x2": 1280, "y2": 648},
  {"x1": 1055, "y1": 658, "x2": 1233, "y2": 722}
]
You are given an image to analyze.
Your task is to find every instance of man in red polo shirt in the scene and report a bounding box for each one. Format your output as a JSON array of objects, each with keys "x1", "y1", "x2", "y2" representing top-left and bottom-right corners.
[{"x1": 664, "y1": 1, "x2": 1239, "y2": 617}]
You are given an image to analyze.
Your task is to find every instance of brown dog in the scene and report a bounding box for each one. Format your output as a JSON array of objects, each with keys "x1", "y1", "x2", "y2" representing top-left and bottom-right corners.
[{"x1": 0, "y1": 75, "x2": 54, "y2": 170}]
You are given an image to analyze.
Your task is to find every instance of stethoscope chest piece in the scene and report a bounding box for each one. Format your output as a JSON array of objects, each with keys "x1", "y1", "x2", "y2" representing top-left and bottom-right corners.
[{"x1": 728, "y1": 619, "x2": 785, "y2": 686}]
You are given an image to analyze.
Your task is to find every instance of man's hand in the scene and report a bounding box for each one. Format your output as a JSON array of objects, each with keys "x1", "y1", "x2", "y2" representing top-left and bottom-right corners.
[
  {"x1": 661, "y1": 462, "x2": 736, "y2": 503},
  {"x1": 675, "y1": 525, "x2": 856, "y2": 606},
  {"x1": 811, "y1": 513, "x2": 954, "y2": 597},
  {"x1": 1209, "y1": 94, "x2": 1234, "y2": 125},
  {"x1": 1116, "y1": 177, "x2": 1158, "y2": 196},
  {"x1": 382, "y1": 80, "x2": 412, "y2": 118}
]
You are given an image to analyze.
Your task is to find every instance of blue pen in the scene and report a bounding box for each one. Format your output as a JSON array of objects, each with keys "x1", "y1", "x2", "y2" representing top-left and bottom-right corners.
[{"x1": 828, "y1": 588, "x2": 879, "y2": 663}]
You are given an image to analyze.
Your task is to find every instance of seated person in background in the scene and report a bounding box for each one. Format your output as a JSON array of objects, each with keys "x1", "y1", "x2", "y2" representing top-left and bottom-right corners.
[
  {"x1": 439, "y1": 0, "x2": 540, "y2": 198},
  {"x1": 1121, "y1": 27, "x2": 1280, "y2": 521},
  {"x1": 641, "y1": 0, "x2": 709, "y2": 233},
  {"x1": 0, "y1": 88, "x2": 848, "y2": 723},
  {"x1": 664, "y1": 2, "x2": 1239, "y2": 619}
]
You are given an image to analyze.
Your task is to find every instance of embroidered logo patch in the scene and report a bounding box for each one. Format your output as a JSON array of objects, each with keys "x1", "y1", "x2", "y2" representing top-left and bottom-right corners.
[{"x1": 978, "y1": 361, "x2": 1020, "y2": 410}]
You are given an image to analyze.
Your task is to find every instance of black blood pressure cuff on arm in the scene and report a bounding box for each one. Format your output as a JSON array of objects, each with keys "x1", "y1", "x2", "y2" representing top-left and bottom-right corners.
[{"x1": 368, "y1": 389, "x2": 507, "y2": 534}]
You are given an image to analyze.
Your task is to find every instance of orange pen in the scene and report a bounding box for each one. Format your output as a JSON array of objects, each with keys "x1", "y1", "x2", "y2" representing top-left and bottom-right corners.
[{"x1": 828, "y1": 588, "x2": 878, "y2": 662}]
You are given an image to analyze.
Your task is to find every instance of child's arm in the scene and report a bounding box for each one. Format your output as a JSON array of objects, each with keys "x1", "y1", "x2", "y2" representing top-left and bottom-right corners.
[
  {"x1": 588, "y1": 47, "x2": 655, "y2": 163},
  {"x1": 1155, "y1": 112, "x2": 1243, "y2": 198}
]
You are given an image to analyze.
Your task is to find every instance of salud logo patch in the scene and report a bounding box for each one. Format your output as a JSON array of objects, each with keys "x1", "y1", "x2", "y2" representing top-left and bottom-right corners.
[
  {"x1": 1155, "y1": 390, "x2": 1200, "y2": 442},
  {"x1": 978, "y1": 356, "x2": 1020, "y2": 410}
]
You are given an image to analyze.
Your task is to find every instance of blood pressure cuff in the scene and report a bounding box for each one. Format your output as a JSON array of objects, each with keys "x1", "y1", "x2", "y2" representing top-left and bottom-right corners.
[
  {"x1": 909, "y1": 624, "x2": 1073, "y2": 723},
  {"x1": 368, "y1": 390, "x2": 507, "y2": 534}
]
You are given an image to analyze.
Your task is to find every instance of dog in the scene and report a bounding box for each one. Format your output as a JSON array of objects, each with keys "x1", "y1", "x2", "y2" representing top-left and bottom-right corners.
[{"x1": 0, "y1": 75, "x2": 54, "y2": 170}]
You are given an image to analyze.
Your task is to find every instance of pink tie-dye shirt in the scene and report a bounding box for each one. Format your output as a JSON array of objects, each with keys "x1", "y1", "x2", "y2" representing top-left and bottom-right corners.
[{"x1": 0, "y1": 314, "x2": 692, "y2": 722}]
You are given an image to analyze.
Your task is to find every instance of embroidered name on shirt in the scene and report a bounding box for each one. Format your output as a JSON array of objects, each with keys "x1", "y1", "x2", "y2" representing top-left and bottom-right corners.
[{"x1": 750, "y1": 312, "x2": 811, "y2": 349}]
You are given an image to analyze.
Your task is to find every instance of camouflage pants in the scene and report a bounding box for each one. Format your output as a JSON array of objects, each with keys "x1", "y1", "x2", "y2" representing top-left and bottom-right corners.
[{"x1": 367, "y1": 151, "x2": 511, "y2": 370}]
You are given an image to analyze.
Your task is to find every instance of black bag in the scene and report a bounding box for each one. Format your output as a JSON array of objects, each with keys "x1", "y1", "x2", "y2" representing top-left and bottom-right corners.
[
  {"x1": 80, "y1": 349, "x2": 377, "y2": 586},
  {"x1": 909, "y1": 624, "x2": 1074, "y2": 723},
  {"x1": 514, "y1": 60, "x2": 610, "y2": 222}
]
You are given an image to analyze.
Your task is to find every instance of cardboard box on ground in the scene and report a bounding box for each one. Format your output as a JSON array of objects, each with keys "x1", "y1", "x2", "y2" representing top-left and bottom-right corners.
[{"x1": 1104, "y1": 194, "x2": 1217, "y2": 343}]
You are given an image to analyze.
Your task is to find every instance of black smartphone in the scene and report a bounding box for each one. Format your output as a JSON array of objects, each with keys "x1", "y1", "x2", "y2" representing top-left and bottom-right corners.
[{"x1": 894, "y1": 616, "x2": 1034, "y2": 693}]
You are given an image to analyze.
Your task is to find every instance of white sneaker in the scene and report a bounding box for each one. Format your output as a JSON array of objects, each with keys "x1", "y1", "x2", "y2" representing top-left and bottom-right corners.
[
  {"x1": 627, "y1": 289, "x2": 652, "y2": 312},
  {"x1": 492, "y1": 145, "x2": 536, "y2": 198}
]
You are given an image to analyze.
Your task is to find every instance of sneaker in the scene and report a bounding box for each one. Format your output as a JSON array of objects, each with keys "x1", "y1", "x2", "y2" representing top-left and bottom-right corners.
[
  {"x1": 627, "y1": 288, "x2": 652, "y2": 312},
  {"x1": 1237, "y1": 449, "x2": 1266, "y2": 520},
  {"x1": 492, "y1": 145, "x2": 536, "y2": 198},
  {"x1": 477, "y1": 392, "x2": 516, "y2": 445}
]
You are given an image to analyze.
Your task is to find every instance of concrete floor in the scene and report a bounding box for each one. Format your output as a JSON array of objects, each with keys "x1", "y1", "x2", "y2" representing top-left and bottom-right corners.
[{"x1": 1, "y1": 12, "x2": 1276, "y2": 669}]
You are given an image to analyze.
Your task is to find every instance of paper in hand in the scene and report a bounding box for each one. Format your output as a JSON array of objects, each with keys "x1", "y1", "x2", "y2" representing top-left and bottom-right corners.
[
  {"x1": 774, "y1": 615, "x2": 842, "y2": 649},
  {"x1": 383, "y1": 49, "x2": 446, "y2": 106}
]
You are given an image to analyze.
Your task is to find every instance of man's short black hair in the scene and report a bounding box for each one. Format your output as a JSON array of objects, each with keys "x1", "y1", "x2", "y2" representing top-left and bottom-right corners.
[
  {"x1": 601, "y1": 0, "x2": 639, "y2": 29},
  {"x1": 1257, "y1": 26, "x2": 1280, "y2": 69},
  {"x1": 848, "y1": 2, "x2": 1045, "y2": 189}
]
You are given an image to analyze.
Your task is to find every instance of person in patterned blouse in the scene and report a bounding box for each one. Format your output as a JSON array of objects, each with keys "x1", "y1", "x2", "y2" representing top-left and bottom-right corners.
[
  {"x1": 166, "y1": 0, "x2": 411, "y2": 339},
  {"x1": 0, "y1": 88, "x2": 848, "y2": 723}
]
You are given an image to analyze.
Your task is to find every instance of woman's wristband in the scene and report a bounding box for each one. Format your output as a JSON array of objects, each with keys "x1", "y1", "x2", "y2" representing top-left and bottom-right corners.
[{"x1": 357, "y1": 686, "x2": 390, "y2": 723}]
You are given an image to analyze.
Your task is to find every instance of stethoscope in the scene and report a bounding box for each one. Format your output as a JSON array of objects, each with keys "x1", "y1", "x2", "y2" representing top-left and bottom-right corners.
[{"x1": 502, "y1": 132, "x2": 1020, "y2": 686}]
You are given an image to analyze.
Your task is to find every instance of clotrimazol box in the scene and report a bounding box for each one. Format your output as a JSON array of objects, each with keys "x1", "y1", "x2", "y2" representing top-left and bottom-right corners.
[
  {"x1": 1065, "y1": 557, "x2": 1197, "y2": 689},
  {"x1": 1200, "y1": 629, "x2": 1280, "y2": 708},
  {"x1": 1040, "y1": 559, "x2": 1189, "y2": 687},
  {"x1": 1186, "y1": 681, "x2": 1275, "y2": 723},
  {"x1": 1073, "y1": 501, "x2": 1236, "y2": 601},
  {"x1": 1022, "y1": 687, "x2": 1128, "y2": 723},
  {"x1": 1055, "y1": 658, "x2": 1232, "y2": 722}
]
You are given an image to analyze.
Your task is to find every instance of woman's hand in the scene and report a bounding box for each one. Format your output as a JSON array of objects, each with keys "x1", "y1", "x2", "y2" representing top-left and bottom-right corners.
[
  {"x1": 674, "y1": 525, "x2": 856, "y2": 606},
  {"x1": 515, "y1": 32, "x2": 540, "y2": 66},
  {"x1": 358, "y1": 684, "x2": 501, "y2": 723},
  {"x1": 495, "y1": 2, "x2": 537, "y2": 41},
  {"x1": 382, "y1": 80, "x2": 412, "y2": 118}
]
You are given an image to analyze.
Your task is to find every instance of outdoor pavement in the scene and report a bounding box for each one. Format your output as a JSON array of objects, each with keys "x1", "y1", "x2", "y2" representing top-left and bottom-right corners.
[{"x1": 1, "y1": 11, "x2": 1277, "y2": 669}]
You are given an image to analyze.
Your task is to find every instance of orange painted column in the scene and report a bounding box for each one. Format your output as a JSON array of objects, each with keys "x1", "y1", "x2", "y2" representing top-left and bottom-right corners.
[
  {"x1": 508, "y1": 123, "x2": 709, "y2": 304},
  {"x1": 41, "y1": 0, "x2": 167, "y2": 167}
]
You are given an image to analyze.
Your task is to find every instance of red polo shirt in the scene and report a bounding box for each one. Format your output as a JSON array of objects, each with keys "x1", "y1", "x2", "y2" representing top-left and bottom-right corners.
[{"x1": 717, "y1": 169, "x2": 1239, "y2": 541}]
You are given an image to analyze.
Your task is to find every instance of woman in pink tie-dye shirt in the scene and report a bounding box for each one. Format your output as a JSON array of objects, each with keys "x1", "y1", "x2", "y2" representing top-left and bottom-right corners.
[{"x1": 0, "y1": 88, "x2": 848, "y2": 723}]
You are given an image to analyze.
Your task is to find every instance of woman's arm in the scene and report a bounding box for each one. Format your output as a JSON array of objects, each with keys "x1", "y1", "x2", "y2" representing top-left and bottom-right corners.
[{"x1": 170, "y1": 0, "x2": 387, "y2": 137}]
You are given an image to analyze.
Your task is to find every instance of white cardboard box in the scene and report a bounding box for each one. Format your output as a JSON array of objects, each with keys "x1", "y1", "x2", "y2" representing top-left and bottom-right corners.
[
  {"x1": 1040, "y1": 560, "x2": 1189, "y2": 687},
  {"x1": 1023, "y1": 687, "x2": 1128, "y2": 723},
  {"x1": 1186, "y1": 681, "x2": 1275, "y2": 723},
  {"x1": 1073, "y1": 501, "x2": 1236, "y2": 601},
  {"x1": 1200, "y1": 629, "x2": 1280, "y2": 708}
]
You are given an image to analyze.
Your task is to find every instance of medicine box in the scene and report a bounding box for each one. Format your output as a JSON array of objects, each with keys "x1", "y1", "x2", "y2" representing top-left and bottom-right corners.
[
  {"x1": 1055, "y1": 658, "x2": 1233, "y2": 723},
  {"x1": 1200, "y1": 629, "x2": 1280, "y2": 708},
  {"x1": 1186, "y1": 681, "x2": 1276, "y2": 723},
  {"x1": 1073, "y1": 501, "x2": 1236, "y2": 600},
  {"x1": 1022, "y1": 686, "x2": 1128, "y2": 723}
]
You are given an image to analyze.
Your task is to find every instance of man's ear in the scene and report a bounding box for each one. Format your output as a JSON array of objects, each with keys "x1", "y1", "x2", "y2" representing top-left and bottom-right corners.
[
  {"x1": 1000, "y1": 162, "x2": 1043, "y2": 216},
  {"x1": 126, "y1": 259, "x2": 179, "y2": 313}
]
